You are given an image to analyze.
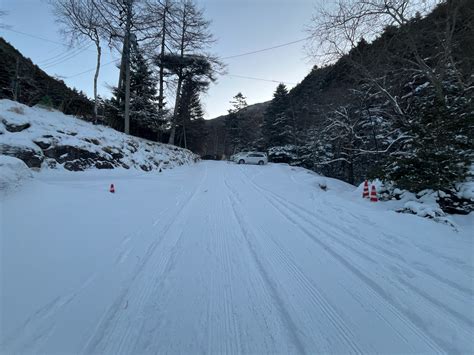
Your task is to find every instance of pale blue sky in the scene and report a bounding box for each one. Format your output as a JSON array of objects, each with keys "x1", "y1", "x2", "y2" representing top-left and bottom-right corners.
[{"x1": 0, "y1": 0, "x2": 317, "y2": 118}]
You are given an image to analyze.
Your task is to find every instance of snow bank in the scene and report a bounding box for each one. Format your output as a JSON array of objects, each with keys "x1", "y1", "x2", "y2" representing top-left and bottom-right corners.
[
  {"x1": 0, "y1": 99, "x2": 198, "y2": 173},
  {"x1": 354, "y1": 176, "x2": 473, "y2": 222},
  {"x1": 0, "y1": 155, "x2": 32, "y2": 192},
  {"x1": 286, "y1": 165, "x2": 355, "y2": 194}
]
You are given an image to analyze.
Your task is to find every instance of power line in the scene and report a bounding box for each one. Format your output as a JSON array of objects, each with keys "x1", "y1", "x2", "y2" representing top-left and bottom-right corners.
[
  {"x1": 227, "y1": 74, "x2": 297, "y2": 85},
  {"x1": 5, "y1": 28, "x2": 303, "y2": 85},
  {"x1": 38, "y1": 40, "x2": 88, "y2": 64},
  {"x1": 222, "y1": 37, "x2": 310, "y2": 60},
  {"x1": 64, "y1": 59, "x2": 120, "y2": 78},
  {"x1": 2, "y1": 28, "x2": 95, "y2": 52},
  {"x1": 5, "y1": 27, "x2": 309, "y2": 61},
  {"x1": 64, "y1": 62, "x2": 295, "y2": 87},
  {"x1": 42, "y1": 44, "x2": 93, "y2": 69},
  {"x1": 2, "y1": 28, "x2": 70, "y2": 46}
]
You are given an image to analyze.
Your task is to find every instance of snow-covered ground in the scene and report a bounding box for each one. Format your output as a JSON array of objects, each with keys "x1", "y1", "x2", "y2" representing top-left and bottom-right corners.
[{"x1": 1, "y1": 162, "x2": 473, "y2": 354}]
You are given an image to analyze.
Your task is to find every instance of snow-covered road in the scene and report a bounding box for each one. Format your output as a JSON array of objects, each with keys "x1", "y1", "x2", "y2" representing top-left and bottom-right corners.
[{"x1": 1, "y1": 162, "x2": 473, "y2": 354}]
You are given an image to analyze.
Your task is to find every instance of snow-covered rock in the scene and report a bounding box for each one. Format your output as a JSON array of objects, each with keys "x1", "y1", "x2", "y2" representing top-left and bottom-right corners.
[
  {"x1": 0, "y1": 142, "x2": 44, "y2": 168},
  {"x1": 0, "y1": 100, "x2": 198, "y2": 172},
  {"x1": 0, "y1": 155, "x2": 32, "y2": 192}
]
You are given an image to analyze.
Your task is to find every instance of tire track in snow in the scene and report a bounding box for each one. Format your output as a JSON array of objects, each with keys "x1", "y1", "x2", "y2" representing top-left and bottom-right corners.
[
  {"x1": 1, "y1": 274, "x2": 97, "y2": 353},
  {"x1": 322, "y1": 199, "x2": 471, "y2": 273},
  {"x1": 274, "y1": 195, "x2": 474, "y2": 334},
  {"x1": 3, "y1": 172, "x2": 204, "y2": 353},
  {"x1": 226, "y1": 177, "x2": 364, "y2": 354},
  {"x1": 248, "y1": 172, "x2": 474, "y2": 351},
  {"x1": 285, "y1": 195, "x2": 472, "y2": 299},
  {"x1": 225, "y1": 177, "x2": 365, "y2": 354},
  {"x1": 248, "y1": 169, "x2": 473, "y2": 299},
  {"x1": 236, "y1": 166, "x2": 449, "y2": 353},
  {"x1": 82, "y1": 164, "x2": 209, "y2": 354},
  {"x1": 140, "y1": 167, "x2": 299, "y2": 354},
  {"x1": 281, "y1": 172, "x2": 471, "y2": 274},
  {"x1": 224, "y1": 181, "x2": 307, "y2": 354},
  {"x1": 256, "y1": 180, "x2": 474, "y2": 322},
  {"x1": 206, "y1": 180, "x2": 242, "y2": 354},
  {"x1": 3, "y1": 230, "x2": 145, "y2": 352}
]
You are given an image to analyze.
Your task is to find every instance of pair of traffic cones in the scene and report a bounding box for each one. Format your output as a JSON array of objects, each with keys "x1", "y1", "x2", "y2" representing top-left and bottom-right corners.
[{"x1": 362, "y1": 180, "x2": 377, "y2": 202}]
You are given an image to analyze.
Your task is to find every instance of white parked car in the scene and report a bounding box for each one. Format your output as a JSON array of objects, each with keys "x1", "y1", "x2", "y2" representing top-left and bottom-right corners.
[
  {"x1": 235, "y1": 152, "x2": 268, "y2": 165},
  {"x1": 230, "y1": 153, "x2": 244, "y2": 162}
]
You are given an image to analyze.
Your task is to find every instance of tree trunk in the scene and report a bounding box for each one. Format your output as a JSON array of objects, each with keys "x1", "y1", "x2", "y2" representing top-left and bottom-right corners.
[
  {"x1": 347, "y1": 158, "x2": 354, "y2": 185},
  {"x1": 183, "y1": 115, "x2": 187, "y2": 149},
  {"x1": 124, "y1": 36, "x2": 131, "y2": 134},
  {"x1": 158, "y1": 2, "x2": 167, "y2": 111},
  {"x1": 168, "y1": 75, "x2": 182, "y2": 145},
  {"x1": 123, "y1": 0, "x2": 132, "y2": 135},
  {"x1": 168, "y1": 6, "x2": 186, "y2": 145},
  {"x1": 93, "y1": 36, "x2": 101, "y2": 124},
  {"x1": 168, "y1": 125, "x2": 177, "y2": 145}
]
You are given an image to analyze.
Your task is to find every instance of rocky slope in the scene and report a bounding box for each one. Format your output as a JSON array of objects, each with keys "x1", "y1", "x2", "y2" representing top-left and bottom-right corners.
[{"x1": 0, "y1": 99, "x2": 198, "y2": 173}]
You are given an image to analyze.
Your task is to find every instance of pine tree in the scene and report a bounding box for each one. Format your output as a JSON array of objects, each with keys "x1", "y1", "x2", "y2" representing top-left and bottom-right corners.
[
  {"x1": 225, "y1": 92, "x2": 247, "y2": 154},
  {"x1": 129, "y1": 46, "x2": 163, "y2": 139},
  {"x1": 107, "y1": 44, "x2": 165, "y2": 140},
  {"x1": 298, "y1": 127, "x2": 334, "y2": 171},
  {"x1": 175, "y1": 78, "x2": 207, "y2": 152},
  {"x1": 38, "y1": 95, "x2": 54, "y2": 109},
  {"x1": 262, "y1": 83, "x2": 292, "y2": 148},
  {"x1": 262, "y1": 83, "x2": 296, "y2": 163},
  {"x1": 384, "y1": 72, "x2": 473, "y2": 191}
]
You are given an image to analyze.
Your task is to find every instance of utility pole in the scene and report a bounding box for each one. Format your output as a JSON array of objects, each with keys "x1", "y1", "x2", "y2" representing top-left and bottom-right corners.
[{"x1": 123, "y1": 0, "x2": 132, "y2": 135}]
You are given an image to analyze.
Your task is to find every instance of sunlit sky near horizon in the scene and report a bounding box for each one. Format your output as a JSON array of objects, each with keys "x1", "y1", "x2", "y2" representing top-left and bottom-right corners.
[{"x1": 0, "y1": 0, "x2": 318, "y2": 119}]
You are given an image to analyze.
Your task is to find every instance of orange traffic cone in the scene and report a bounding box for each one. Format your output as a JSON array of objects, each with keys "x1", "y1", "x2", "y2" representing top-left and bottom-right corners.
[
  {"x1": 110, "y1": 184, "x2": 115, "y2": 193},
  {"x1": 370, "y1": 185, "x2": 378, "y2": 202},
  {"x1": 362, "y1": 180, "x2": 369, "y2": 198}
]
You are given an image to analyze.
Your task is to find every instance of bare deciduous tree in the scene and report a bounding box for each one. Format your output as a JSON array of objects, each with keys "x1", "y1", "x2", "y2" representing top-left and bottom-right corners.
[
  {"x1": 143, "y1": 0, "x2": 176, "y2": 112},
  {"x1": 307, "y1": 0, "x2": 468, "y2": 103},
  {"x1": 308, "y1": 0, "x2": 440, "y2": 63},
  {"x1": 52, "y1": 0, "x2": 104, "y2": 121}
]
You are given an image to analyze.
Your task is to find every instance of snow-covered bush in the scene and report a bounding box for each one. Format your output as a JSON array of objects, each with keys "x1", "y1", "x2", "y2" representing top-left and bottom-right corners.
[
  {"x1": 457, "y1": 181, "x2": 474, "y2": 200},
  {"x1": 401, "y1": 201, "x2": 445, "y2": 219},
  {"x1": 267, "y1": 145, "x2": 297, "y2": 164}
]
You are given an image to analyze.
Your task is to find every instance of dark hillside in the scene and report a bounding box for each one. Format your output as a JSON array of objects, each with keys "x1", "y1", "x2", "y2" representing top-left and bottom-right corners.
[
  {"x1": 0, "y1": 37, "x2": 93, "y2": 118},
  {"x1": 203, "y1": 101, "x2": 269, "y2": 158},
  {"x1": 259, "y1": 0, "x2": 473, "y2": 194}
]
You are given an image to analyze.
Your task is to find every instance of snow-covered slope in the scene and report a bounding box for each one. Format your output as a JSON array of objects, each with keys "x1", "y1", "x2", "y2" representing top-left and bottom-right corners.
[
  {"x1": 1, "y1": 162, "x2": 472, "y2": 354},
  {"x1": 0, "y1": 99, "x2": 198, "y2": 175}
]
